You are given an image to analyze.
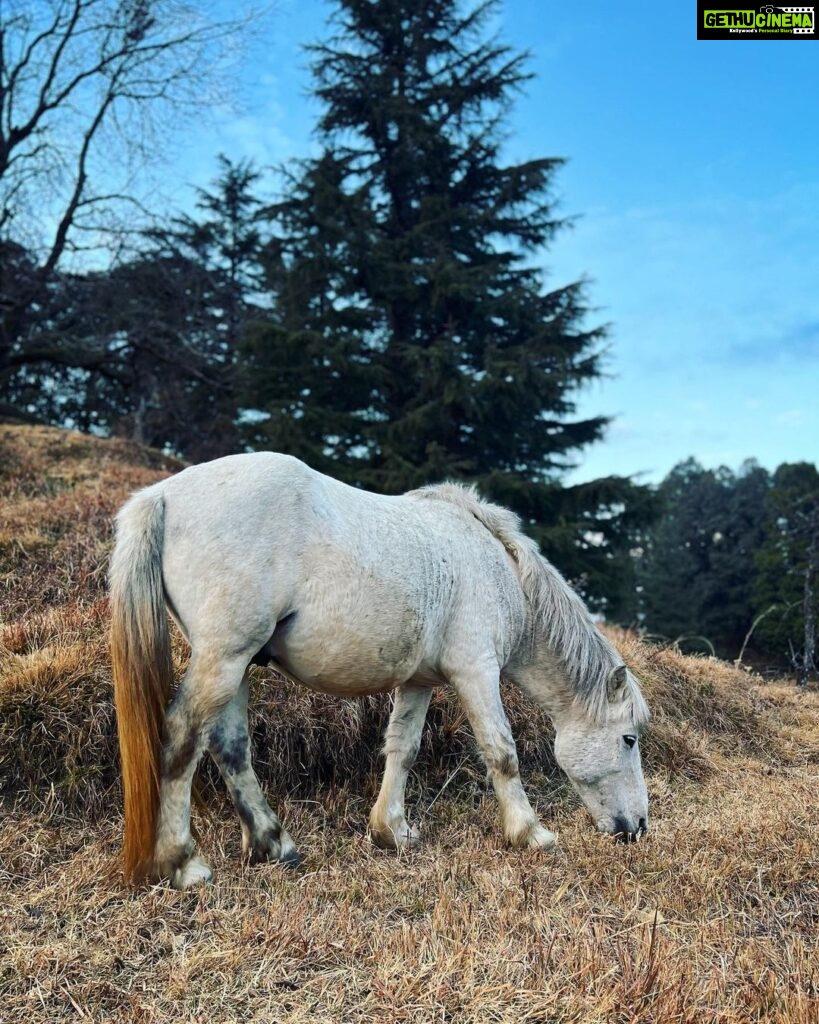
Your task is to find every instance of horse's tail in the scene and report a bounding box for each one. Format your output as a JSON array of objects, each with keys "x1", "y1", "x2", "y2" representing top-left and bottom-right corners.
[{"x1": 109, "y1": 488, "x2": 173, "y2": 882}]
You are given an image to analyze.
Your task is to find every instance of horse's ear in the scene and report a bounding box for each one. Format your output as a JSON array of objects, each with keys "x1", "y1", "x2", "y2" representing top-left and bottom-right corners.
[{"x1": 607, "y1": 665, "x2": 628, "y2": 703}]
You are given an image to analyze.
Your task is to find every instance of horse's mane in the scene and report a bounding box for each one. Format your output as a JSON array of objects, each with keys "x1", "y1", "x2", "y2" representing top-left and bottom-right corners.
[{"x1": 411, "y1": 482, "x2": 649, "y2": 725}]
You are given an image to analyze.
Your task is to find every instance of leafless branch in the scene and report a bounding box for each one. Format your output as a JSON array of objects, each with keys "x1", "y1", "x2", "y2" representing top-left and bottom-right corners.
[{"x1": 1, "y1": 0, "x2": 264, "y2": 376}]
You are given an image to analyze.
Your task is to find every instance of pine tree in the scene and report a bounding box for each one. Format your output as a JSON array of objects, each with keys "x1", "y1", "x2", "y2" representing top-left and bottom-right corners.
[
  {"x1": 141, "y1": 155, "x2": 267, "y2": 458},
  {"x1": 245, "y1": 0, "x2": 654, "y2": 607},
  {"x1": 242, "y1": 152, "x2": 383, "y2": 475},
  {"x1": 163, "y1": 156, "x2": 266, "y2": 364},
  {"x1": 637, "y1": 460, "x2": 716, "y2": 648}
]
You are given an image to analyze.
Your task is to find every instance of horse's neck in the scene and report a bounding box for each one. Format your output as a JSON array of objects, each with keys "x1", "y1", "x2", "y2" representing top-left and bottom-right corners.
[
  {"x1": 505, "y1": 631, "x2": 577, "y2": 723},
  {"x1": 505, "y1": 558, "x2": 619, "y2": 724}
]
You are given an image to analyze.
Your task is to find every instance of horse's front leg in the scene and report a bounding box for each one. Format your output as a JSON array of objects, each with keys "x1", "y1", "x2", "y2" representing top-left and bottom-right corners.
[
  {"x1": 449, "y1": 659, "x2": 557, "y2": 850},
  {"x1": 369, "y1": 684, "x2": 433, "y2": 850}
]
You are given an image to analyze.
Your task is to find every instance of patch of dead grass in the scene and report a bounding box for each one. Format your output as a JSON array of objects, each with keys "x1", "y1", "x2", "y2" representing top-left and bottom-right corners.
[
  {"x1": 1, "y1": 424, "x2": 817, "y2": 1022},
  {"x1": 1, "y1": 755, "x2": 817, "y2": 1023}
]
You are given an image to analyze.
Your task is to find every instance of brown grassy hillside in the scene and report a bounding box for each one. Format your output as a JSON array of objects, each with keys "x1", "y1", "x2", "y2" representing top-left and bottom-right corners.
[{"x1": 1, "y1": 424, "x2": 817, "y2": 1023}]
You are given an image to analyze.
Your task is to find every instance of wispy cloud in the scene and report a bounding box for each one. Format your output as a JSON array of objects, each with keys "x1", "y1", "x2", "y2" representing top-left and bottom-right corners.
[
  {"x1": 555, "y1": 184, "x2": 819, "y2": 482},
  {"x1": 729, "y1": 319, "x2": 819, "y2": 363}
]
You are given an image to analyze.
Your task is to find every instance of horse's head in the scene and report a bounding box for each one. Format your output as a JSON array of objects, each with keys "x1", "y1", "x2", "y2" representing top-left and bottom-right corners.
[{"x1": 553, "y1": 665, "x2": 649, "y2": 842}]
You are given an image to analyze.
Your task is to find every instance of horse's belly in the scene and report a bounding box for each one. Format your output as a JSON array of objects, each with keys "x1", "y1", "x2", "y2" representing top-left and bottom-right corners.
[
  {"x1": 265, "y1": 538, "x2": 447, "y2": 695},
  {"x1": 273, "y1": 612, "x2": 426, "y2": 696}
]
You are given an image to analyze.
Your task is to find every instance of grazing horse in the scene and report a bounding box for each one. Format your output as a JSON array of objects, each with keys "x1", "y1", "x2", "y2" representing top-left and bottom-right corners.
[{"x1": 110, "y1": 453, "x2": 649, "y2": 889}]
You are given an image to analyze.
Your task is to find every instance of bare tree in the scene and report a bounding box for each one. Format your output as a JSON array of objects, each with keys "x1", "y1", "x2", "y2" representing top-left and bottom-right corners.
[{"x1": 0, "y1": 0, "x2": 255, "y2": 395}]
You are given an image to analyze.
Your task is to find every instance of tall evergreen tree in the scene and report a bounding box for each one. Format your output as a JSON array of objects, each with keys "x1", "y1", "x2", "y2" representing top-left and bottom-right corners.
[
  {"x1": 244, "y1": 0, "x2": 653, "y2": 608},
  {"x1": 139, "y1": 156, "x2": 266, "y2": 457},
  {"x1": 243, "y1": 152, "x2": 382, "y2": 475},
  {"x1": 156, "y1": 156, "x2": 266, "y2": 366}
]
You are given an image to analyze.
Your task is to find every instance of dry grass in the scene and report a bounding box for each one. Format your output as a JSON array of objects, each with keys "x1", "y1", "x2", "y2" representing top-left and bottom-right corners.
[{"x1": 1, "y1": 424, "x2": 817, "y2": 1023}]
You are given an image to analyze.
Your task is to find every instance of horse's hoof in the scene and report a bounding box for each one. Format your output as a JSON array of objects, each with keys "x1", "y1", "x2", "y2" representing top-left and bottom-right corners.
[
  {"x1": 247, "y1": 826, "x2": 302, "y2": 869},
  {"x1": 526, "y1": 825, "x2": 558, "y2": 851},
  {"x1": 279, "y1": 849, "x2": 305, "y2": 870},
  {"x1": 369, "y1": 818, "x2": 421, "y2": 851},
  {"x1": 172, "y1": 855, "x2": 213, "y2": 890}
]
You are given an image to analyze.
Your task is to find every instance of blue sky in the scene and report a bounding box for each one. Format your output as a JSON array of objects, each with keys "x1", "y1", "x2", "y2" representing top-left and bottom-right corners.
[{"x1": 172, "y1": 0, "x2": 818, "y2": 484}]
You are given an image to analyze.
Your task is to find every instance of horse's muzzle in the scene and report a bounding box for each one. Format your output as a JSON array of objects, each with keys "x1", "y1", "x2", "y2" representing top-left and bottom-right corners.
[{"x1": 612, "y1": 815, "x2": 648, "y2": 843}]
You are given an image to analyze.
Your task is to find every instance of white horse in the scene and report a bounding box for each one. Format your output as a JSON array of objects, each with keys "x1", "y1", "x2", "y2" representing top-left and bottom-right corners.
[{"x1": 110, "y1": 452, "x2": 649, "y2": 889}]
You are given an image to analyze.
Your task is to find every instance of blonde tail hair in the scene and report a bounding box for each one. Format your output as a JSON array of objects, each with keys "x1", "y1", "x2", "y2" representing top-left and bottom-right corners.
[{"x1": 109, "y1": 490, "x2": 173, "y2": 881}]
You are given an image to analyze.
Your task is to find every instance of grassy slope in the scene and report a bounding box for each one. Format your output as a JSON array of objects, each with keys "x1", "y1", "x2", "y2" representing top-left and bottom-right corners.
[{"x1": 1, "y1": 424, "x2": 817, "y2": 1023}]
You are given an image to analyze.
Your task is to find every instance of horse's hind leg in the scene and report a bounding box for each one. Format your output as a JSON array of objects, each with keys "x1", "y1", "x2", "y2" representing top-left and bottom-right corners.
[
  {"x1": 154, "y1": 650, "x2": 247, "y2": 889},
  {"x1": 449, "y1": 661, "x2": 557, "y2": 851},
  {"x1": 369, "y1": 684, "x2": 432, "y2": 850},
  {"x1": 208, "y1": 673, "x2": 301, "y2": 867}
]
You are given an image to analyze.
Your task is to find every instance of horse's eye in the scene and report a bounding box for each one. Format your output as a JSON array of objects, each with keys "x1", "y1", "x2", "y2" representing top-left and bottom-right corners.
[{"x1": 623, "y1": 734, "x2": 637, "y2": 749}]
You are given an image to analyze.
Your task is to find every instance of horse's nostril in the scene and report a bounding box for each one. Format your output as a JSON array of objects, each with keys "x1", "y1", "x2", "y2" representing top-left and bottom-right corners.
[
  {"x1": 612, "y1": 816, "x2": 631, "y2": 843},
  {"x1": 612, "y1": 815, "x2": 647, "y2": 843}
]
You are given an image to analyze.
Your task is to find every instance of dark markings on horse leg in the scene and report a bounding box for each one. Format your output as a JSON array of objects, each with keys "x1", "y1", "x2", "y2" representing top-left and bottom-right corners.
[
  {"x1": 395, "y1": 704, "x2": 420, "y2": 727},
  {"x1": 206, "y1": 673, "x2": 298, "y2": 867},
  {"x1": 249, "y1": 824, "x2": 285, "y2": 865},
  {"x1": 209, "y1": 722, "x2": 248, "y2": 776},
  {"x1": 163, "y1": 728, "x2": 198, "y2": 781},
  {"x1": 491, "y1": 750, "x2": 519, "y2": 781},
  {"x1": 257, "y1": 818, "x2": 281, "y2": 844},
  {"x1": 231, "y1": 787, "x2": 286, "y2": 865},
  {"x1": 163, "y1": 684, "x2": 216, "y2": 781},
  {"x1": 233, "y1": 790, "x2": 258, "y2": 836}
]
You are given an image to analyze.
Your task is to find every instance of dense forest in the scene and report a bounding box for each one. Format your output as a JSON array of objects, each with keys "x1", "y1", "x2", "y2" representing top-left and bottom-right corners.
[
  {"x1": 1, "y1": 0, "x2": 815, "y2": 680},
  {"x1": 636, "y1": 459, "x2": 817, "y2": 677}
]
